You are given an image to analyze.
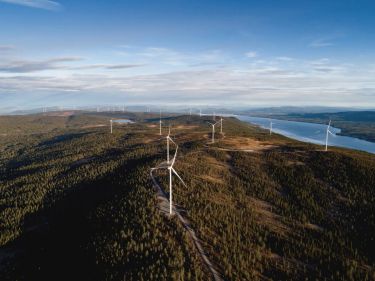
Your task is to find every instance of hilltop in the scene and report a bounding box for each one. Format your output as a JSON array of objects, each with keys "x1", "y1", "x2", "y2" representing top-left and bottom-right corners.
[{"x1": 0, "y1": 112, "x2": 374, "y2": 280}]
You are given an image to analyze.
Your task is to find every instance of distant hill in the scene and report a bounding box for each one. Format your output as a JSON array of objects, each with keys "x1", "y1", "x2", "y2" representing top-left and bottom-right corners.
[
  {"x1": 239, "y1": 106, "x2": 373, "y2": 116},
  {"x1": 288, "y1": 111, "x2": 375, "y2": 122}
]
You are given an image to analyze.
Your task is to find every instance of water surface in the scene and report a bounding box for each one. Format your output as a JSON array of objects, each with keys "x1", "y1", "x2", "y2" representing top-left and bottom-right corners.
[
  {"x1": 238, "y1": 115, "x2": 375, "y2": 154},
  {"x1": 113, "y1": 119, "x2": 134, "y2": 124}
]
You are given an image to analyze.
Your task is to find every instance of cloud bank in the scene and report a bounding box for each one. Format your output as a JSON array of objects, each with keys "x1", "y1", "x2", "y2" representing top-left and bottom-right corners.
[
  {"x1": 0, "y1": 46, "x2": 374, "y2": 108},
  {"x1": 0, "y1": 0, "x2": 61, "y2": 11}
]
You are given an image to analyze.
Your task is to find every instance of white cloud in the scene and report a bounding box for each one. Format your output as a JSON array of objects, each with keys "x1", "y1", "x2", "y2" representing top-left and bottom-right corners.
[
  {"x1": 245, "y1": 51, "x2": 257, "y2": 58},
  {"x1": 0, "y1": 45, "x2": 16, "y2": 52},
  {"x1": 0, "y1": 0, "x2": 61, "y2": 11},
  {"x1": 1, "y1": 46, "x2": 374, "y2": 107},
  {"x1": 1, "y1": 61, "x2": 374, "y2": 107},
  {"x1": 0, "y1": 57, "x2": 82, "y2": 73},
  {"x1": 309, "y1": 38, "x2": 333, "y2": 48},
  {"x1": 276, "y1": 56, "x2": 293, "y2": 61}
]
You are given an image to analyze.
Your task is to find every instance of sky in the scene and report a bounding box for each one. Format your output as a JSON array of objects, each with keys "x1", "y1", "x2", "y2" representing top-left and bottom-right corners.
[{"x1": 1, "y1": 0, "x2": 375, "y2": 110}]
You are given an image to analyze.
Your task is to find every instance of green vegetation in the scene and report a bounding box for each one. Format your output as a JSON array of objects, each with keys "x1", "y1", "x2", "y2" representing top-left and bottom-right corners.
[{"x1": 0, "y1": 112, "x2": 374, "y2": 280}]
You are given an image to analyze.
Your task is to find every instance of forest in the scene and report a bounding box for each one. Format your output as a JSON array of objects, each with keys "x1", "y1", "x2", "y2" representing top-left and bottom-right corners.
[{"x1": 0, "y1": 111, "x2": 374, "y2": 280}]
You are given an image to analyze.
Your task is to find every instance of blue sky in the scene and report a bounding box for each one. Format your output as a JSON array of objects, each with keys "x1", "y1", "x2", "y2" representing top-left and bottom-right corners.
[{"x1": 1, "y1": 0, "x2": 375, "y2": 110}]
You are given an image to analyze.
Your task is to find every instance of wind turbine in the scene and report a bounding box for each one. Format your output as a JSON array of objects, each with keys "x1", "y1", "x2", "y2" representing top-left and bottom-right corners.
[
  {"x1": 325, "y1": 120, "x2": 334, "y2": 151},
  {"x1": 163, "y1": 126, "x2": 173, "y2": 164},
  {"x1": 220, "y1": 117, "x2": 223, "y2": 134},
  {"x1": 208, "y1": 121, "x2": 219, "y2": 143},
  {"x1": 151, "y1": 134, "x2": 186, "y2": 215},
  {"x1": 159, "y1": 110, "x2": 163, "y2": 135},
  {"x1": 213, "y1": 112, "x2": 216, "y2": 121},
  {"x1": 199, "y1": 109, "x2": 202, "y2": 117},
  {"x1": 166, "y1": 146, "x2": 186, "y2": 215},
  {"x1": 110, "y1": 119, "x2": 113, "y2": 134},
  {"x1": 269, "y1": 120, "x2": 273, "y2": 135}
]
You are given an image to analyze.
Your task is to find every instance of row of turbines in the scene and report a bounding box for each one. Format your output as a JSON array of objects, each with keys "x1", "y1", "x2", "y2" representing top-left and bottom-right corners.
[
  {"x1": 108, "y1": 110, "x2": 334, "y2": 152},
  {"x1": 152, "y1": 111, "x2": 225, "y2": 215},
  {"x1": 108, "y1": 111, "x2": 335, "y2": 216},
  {"x1": 107, "y1": 109, "x2": 225, "y2": 216}
]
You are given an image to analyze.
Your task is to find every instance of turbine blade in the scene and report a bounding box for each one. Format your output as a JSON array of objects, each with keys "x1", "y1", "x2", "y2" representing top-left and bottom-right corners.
[
  {"x1": 328, "y1": 130, "x2": 335, "y2": 136},
  {"x1": 169, "y1": 137, "x2": 177, "y2": 146},
  {"x1": 172, "y1": 168, "x2": 187, "y2": 187},
  {"x1": 171, "y1": 146, "x2": 178, "y2": 166}
]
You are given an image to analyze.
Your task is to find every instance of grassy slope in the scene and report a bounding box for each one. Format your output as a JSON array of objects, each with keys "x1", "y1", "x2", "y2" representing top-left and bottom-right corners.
[{"x1": 0, "y1": 113, "x2": 374, "y2": 280}]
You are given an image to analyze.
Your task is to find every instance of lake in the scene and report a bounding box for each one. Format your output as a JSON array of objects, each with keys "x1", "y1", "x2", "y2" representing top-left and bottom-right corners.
[
  {"x1": 113, "y1": 119, "x2": 134, "y2": 124},
  {"x1": 237, "y1": 115, "x2": 375, "y2": 154}
]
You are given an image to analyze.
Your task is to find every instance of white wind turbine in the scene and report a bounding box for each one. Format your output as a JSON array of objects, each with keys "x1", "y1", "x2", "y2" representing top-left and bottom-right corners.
[
  {"x1": 164, "y1": 126, "x2": 173, "y2": 164},
  {"x1": 152, "y1": 134, "x2": 186, "y2": 215},
  {"x1": 166, "y1": 145, "x2": 186, "y2": 214},
  {"x1": 110, "y1": 119, "x2": 113, "y2": 134},
  {"x1": 220, "y1": 117, "x2": 223, "y2": 134},
  {"x1": 269, "y1": 120, "x2": 273, "y2": 135},
  {"x1": 159, "y1": 110, "x2": 163, "y2": 135},
  {"x1": 199, "y1": 109, "x2": 202, "y2": 117},
  {"x1": 208, "y1": 121, "x2": 220, "y2": 143},
  {"x1": 325, "y1": 120, "x2": 334, "y2": 151}
]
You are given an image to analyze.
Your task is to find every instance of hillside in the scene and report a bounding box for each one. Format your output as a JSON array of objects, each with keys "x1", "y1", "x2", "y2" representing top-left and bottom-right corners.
[{"x1": 0, "y1": 112, "x2": 374, "y2": 280}]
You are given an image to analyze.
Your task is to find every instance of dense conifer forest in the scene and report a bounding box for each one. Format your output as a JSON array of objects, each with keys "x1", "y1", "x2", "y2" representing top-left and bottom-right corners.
[{"x1": 0, "y1": 112, "x2": 374, "y2": 280}]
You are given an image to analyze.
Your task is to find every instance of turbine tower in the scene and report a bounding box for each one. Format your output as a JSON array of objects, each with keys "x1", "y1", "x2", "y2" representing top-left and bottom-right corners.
[
  {"x1": 269, "y1": 120, "x2": 273, "y2": 135},
  {"x1": 199, "y1": 109, "x2": 202, "y2": 117},
  {"x1": 159, "y1": 110, "x2": 162, "y2": 135},
  {"x1": 166, "y1": 126, "x2": 172, "y2": 163},
  {"x1": 110, "y1": 119, "x2": 113, "y2": 134},
  {"x1": 208, "y1": 121, "x2": 219, "y2": 143},
  {"x1": 220, "y1": 117, "x2": 223, "y2": 134},
  {"x1": 167, "y1": 150, "x2": 186, "y2": 214},
  {"x1": 325, "y1": 120, "x2": 334, "y2": 151}
]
